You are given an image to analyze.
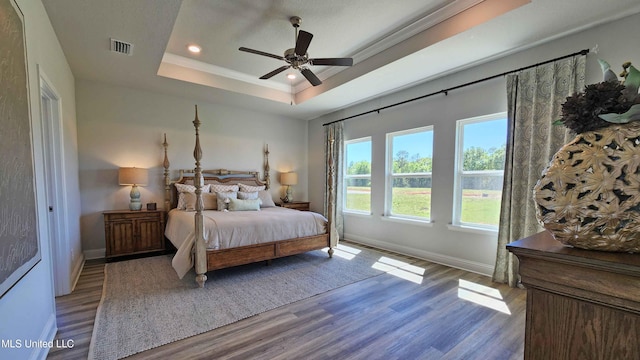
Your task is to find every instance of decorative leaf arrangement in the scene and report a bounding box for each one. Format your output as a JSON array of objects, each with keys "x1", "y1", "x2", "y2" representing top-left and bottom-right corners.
[{"x1": 555, "y1": 60, "x2": 640, "y2": 133}]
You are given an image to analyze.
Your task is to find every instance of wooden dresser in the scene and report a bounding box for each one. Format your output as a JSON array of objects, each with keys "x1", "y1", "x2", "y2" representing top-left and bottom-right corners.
[
  {"x1": 507, "y1": 231, "x2": 640, "y2": 360},
  {"x1": 103, "y1": 209, "x2": 165, "y2": 260}
]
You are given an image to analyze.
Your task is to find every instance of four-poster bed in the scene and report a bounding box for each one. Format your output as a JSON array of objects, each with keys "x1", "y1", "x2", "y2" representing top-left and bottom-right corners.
[{"x1": 162, "y1": 107, "x2": 335, "y2": 287}]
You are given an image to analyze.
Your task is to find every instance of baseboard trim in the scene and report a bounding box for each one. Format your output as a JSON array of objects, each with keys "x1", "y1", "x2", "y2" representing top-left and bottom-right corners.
[
  {"x1": 30, "y1": 313, "x2": 57, "y2": 360},
  {"x1": 343, "y1": 233, "x2": 495, "y2": 276},
  {"x1": 83, "y1": 248, "x2": 105, "y2": 260}
]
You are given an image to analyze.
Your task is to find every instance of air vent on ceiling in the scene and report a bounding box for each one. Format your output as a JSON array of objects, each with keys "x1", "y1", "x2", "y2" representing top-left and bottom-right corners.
[{"x1": 110, "y1": 38, "x2": 133, "y2": 56}]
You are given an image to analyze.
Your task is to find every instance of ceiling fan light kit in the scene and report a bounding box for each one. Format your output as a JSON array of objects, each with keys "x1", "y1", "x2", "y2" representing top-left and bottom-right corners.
[{"x1": 239, "y1": 16, "x2": 353, "y2": 87}]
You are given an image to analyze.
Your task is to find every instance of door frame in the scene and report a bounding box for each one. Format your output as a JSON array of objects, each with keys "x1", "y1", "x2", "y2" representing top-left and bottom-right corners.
[{"x1": 39, "y1": 68, "x2": 71, "y2": 296}]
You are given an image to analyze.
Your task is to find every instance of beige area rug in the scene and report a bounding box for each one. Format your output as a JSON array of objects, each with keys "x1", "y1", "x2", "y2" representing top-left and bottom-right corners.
[{"x1": 89, "y1": 245, "x2": 386, "y2": 359}]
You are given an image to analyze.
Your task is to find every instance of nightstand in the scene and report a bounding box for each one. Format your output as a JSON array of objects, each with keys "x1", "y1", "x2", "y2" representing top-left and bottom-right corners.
[
  {"x1": 277, "y1": 201, "x2": 310, "y2": 211},
  {"x1": 103, "y1": 209, "x2": 165, "y2": 260}
]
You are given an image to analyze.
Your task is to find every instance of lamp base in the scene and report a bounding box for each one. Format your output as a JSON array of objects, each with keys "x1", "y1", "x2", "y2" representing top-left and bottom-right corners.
[
  {"x1": 129, "y1": 184, "x2": 142, "y2": 211},
  {"x1": 280, "y1": 185, "x2": 293, "y2": 203}
]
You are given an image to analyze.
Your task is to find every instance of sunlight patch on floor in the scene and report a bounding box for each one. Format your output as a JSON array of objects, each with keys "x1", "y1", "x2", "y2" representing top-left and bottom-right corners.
[
  {"x1": 372, "y1": 256, "x2": 425, "y2": 284},
  {"x1": 457, "y1": 279, "x2": 511, "y2": 314}
]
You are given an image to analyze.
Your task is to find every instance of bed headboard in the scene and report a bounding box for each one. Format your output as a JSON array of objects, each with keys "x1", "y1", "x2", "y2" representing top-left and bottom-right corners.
[
  {"x1": 162, "y1": 134, "x2": 271, "y2": 211},
  {"x1": 167, "y1": 170, "x2": 268, "y2": 209}
]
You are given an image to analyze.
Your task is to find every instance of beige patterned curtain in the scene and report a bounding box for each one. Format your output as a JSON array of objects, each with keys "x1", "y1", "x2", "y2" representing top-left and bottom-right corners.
[
  {"x1": 324, "y1": 122, "x2": 344, "y2": 246},
  {"x1": 493, "y1": 55, "x2": 586, "y2": 287}
]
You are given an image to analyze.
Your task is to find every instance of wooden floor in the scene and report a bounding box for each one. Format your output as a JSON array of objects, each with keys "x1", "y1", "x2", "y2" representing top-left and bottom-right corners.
[{"x1": 48, "y1": 243, "x2": 526, "y2": 360}]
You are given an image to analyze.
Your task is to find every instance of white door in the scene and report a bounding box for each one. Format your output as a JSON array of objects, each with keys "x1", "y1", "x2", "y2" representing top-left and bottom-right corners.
[{"x1": 40, "y1": 74, "x2": 71, "y2": 296}]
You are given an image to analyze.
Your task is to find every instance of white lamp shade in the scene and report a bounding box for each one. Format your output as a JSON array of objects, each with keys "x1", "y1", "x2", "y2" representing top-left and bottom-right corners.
[
  {"x1": 281, "y1": 172, "x2": 298, "y2": 186},
  {"x1": 119, "y1": 167, "x2": 148, "y2": 186}
]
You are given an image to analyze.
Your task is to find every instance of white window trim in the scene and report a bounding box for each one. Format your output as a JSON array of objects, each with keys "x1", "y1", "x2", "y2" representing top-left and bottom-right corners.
[
  {"x1": 452, "y1": 112, "x2": 507, "y2": 229},
  {"x1": 385, "y1": 125, "x2": 433, "y2": 222},
  {"x1": 344, "y1": 137, "x2": 372, "y2": 214}
]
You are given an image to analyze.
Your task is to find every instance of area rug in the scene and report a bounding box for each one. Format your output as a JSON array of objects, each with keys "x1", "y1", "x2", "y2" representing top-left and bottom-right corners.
[{"x1": 89, "y1": 245, "x2": 386, "y2": 359}]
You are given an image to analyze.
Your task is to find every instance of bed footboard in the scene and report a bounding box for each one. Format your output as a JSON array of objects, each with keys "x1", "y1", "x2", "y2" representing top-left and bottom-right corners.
[{"x1": 206, "y1": 234, "x2": 330, "y2": 271}]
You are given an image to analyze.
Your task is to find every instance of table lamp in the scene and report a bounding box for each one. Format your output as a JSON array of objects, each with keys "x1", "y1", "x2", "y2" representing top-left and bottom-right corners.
[
  {"x1": 280, "y1": 172, "x2": 298, "y2": 203},
  {"x1": 119, "y1": 167, "x2": 149, "y2": 210}
]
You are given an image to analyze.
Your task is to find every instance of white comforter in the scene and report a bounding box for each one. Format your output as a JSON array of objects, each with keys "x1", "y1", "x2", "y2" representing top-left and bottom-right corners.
[{"x1": 165, "y1": 207, "x2": 328, "y2": 278}]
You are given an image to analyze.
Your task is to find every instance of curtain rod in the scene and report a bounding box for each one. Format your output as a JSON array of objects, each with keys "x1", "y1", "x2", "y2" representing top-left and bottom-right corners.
[{"x1": 323, "y1": 49, "x2": 590, "y2": 127}]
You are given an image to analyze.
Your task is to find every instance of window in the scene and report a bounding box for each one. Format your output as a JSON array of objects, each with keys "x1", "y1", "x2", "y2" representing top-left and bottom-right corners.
[
  {"x1": 386, "y1": 126, "x2": 433, "y2": 221},
  {"x1": 453, "y1": 113, "x2": 507, "y2": 229},
  {"x1": 344, "y1": 138, "x2": 372, "y2": 214}
]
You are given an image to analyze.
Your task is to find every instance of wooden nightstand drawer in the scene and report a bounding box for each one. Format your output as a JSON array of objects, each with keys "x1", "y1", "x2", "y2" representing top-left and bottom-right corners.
[
  {"x1": 277, "y1": 201, "x2": 310, "y2": 211},
  {"x1": 103, "y1": 210, "x2": 165, "y2": 259}
]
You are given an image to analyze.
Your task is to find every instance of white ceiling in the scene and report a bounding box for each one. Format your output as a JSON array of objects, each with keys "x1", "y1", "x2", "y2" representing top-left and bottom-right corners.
[{"x1": 42, "y1": 0, "x2": 640, "y2": 120}]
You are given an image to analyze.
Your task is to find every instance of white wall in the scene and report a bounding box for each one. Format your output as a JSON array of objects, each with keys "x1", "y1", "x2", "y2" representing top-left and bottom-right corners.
[
  {"x1": 0, "y1": 0, "x2": 79, "y2": 359},
  {"x1": 76, "y1": 80, "x2": 309, "y2": 256},
  {"x1": 308, "y1": 13, "x2": 640, "y2": 275}
]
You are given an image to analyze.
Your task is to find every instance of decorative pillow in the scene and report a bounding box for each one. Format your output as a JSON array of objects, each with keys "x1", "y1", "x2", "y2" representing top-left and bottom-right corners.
[
  {"x1": 258, "y1": 190, "x2": 276, "y2": 208},
  {"x1": 228, "y1": 198, "x2": 261, "y2": 211},
  {"x1": 210, "y1": 184, "x2": 240, "y2": 193},
  {"x1": 238, "y1": 183, "x2": 266, "y2": 192},
  {"x1": 237, "y1": 191, "x2": 259, "y2": 200},
  {"x1": 175, "y1": 183, "x2": 211, "y2": 209},
  {"x1": 183, "y1": 192, "x2": 217, "y2": 211},
  {"x1": 216, "y1": 191, "x2": 237, "y2": 211}
]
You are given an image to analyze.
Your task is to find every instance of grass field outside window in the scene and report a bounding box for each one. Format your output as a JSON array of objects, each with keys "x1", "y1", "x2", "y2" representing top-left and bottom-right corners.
[{"x1": 346, "y1": 186, "x2": 501, "y2": 223}]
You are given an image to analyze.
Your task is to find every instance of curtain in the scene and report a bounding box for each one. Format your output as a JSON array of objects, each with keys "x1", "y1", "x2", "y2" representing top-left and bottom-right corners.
[
  {"x1": 324, "y1": 122, "x2": 344, "y2": 247},
  {"x1": 493, "y1": 55, "x2": 586, "y2": 287}
]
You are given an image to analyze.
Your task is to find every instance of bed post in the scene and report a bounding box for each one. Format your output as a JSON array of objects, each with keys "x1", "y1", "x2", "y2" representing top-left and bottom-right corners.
[
  {"x1": 193, "y1": 106, "x2": 207, "y2": 288},
  {"x1": 264, "y1": 144, "x2": 271, "y2": 190},
  {"x1": 162, "y1": 134, "x2": 171, "y2": 212}
]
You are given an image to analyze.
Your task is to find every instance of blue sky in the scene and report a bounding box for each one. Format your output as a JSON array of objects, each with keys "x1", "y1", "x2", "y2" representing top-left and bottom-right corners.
[
  {"x1": 346, "y1": 118, "x2": 507, "y2": 163},
  {"x1": 463, "y1": 118, "x2": 507, "y2": 151}
]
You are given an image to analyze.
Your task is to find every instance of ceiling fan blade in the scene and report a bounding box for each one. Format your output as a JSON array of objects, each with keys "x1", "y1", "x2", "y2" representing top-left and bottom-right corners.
[
  {"x1": 259, "y1": 66, "x2": 291, "y2": 80},
  {"x1": 239, "y1": 47, "x2": 285, "y2": 61},
  {"x1": 295, "y1": 30, "x2": 313, "y2": 56},
  {"x1": 300, "y1": 68, "x2": 322, "y2": 86},
  {"x1": 310, "y1": 58, "x2": 353, "y2": 66}
]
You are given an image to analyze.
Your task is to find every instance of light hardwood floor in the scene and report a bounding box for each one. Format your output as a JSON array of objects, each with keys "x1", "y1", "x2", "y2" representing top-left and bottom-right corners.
[{"x1": 48, "y1": 243, "x2": 526, "y2": 359}]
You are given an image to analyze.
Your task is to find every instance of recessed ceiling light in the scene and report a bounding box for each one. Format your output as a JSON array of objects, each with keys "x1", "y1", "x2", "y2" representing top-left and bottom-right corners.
[
  {"x1": 188, "y1": 44, "x2": 201, "y2": 53},
  {"x1": 287, "y1": 73, "x2": 296, "y2": 80}
]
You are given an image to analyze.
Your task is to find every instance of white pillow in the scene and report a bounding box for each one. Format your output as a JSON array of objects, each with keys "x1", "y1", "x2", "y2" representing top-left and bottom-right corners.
[
  {"x1": 210, "y1": 184, "x2": 240, "y2": 193},
  {"x1": 237, "y1": 191, "x2": 259, "y2": 200},
  {"x1": 238, "y1": 183, "x2": 266, "y2": 192},
  {"x1": 258, "y1": 190, "x2": 276, "y2": 208},
  {"x1": 216, "y1": 191, "x2": 237, "y2": 211},
  {"x1": 175, "y1": 183, "x2": 211, "y2": 209}
]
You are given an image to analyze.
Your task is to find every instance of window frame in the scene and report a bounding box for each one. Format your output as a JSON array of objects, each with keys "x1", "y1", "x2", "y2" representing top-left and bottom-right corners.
[
  {"x1": 343, "y1": 137, "x2": 372, "y2": 215},
  {"x1": 452, "y1": 112, "x2": 507, "y2": 230},
  {"x1": 385, "y1": 125, "x2": 434, "y2": 222}
]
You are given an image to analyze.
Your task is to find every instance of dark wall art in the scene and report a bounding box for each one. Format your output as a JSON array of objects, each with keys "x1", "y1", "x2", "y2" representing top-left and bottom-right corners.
[{"x1": 0, "y1": 0, "x2": 42, "y2": 298}]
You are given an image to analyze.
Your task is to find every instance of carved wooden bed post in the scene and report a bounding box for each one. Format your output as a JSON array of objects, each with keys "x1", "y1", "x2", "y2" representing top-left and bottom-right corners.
[
  {"x1": 264, "y1": 144, "x2": 271, "y2": 190},
  {"x1": 162, "y1": 134, "x2": 171, "y2": 213},
  {"x1": 193, "y1": 106, "x2": 207, "y2": 288}
]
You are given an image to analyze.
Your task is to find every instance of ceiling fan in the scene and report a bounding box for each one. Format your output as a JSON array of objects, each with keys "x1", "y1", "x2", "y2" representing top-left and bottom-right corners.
[{"x1": 239, "y1": 16, "x2": 353, "y2": 86}]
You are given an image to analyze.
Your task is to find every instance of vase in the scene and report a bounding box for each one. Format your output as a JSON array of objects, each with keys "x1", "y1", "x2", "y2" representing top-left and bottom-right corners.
[{"x1": 533, "y1": 122, "x2": 640, "y2": 252}]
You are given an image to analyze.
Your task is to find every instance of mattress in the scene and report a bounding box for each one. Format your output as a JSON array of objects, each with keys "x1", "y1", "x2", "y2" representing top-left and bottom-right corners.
[{"x1": 165, "y1": 207, "x2": 328, "y2": 278}]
